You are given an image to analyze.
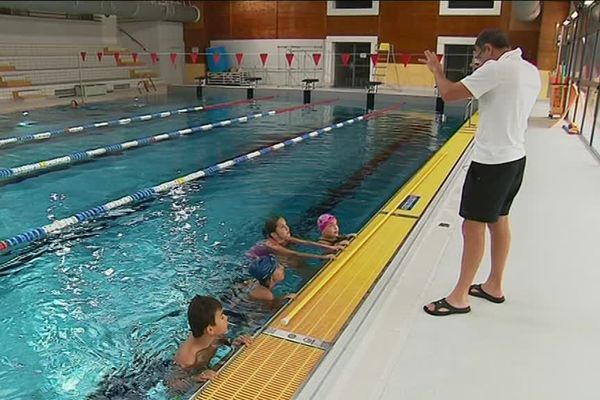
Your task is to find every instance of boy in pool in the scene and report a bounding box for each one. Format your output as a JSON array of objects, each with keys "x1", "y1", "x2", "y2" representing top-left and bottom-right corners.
[
  {"x1": 246, "y1": 255, "x2": 296, "y2": 304},
  {"x1": 317, "y1": 213, "x2": 355, "y2": 250},
  {"x1": 169, "y1": 295, "x2": 252, "y2": 391},
  {"x1": 246, "y1": 216, "x2": 342, "y2": 264}
]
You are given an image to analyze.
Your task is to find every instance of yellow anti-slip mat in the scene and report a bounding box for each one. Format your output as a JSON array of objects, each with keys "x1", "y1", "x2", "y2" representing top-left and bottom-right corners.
[{"x1": 193, "y1": 119, "x2": 476, "y2": 400}]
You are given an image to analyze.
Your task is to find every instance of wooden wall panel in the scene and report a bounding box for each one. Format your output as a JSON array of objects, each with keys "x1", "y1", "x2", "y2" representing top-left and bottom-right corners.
[
  {"x1": 379, "y1": 1, "x2": 438, "y2": 54},
  {"x1": 277, "y1": 1, "x2": 326, "y2": 38},
  {"x1": 230, "y1": 1, "x2": 277, "y2": 39},
  {"x1": 204, "y1": 1, "x2": 232, "y2": 40},
  {"x1": 327, "y1": 16, "x2": 379, "y2": 36},
  {"x1": 537, "y1": 1, "x2": 569, "y2": 70},
  {"x1": 438, "y1": 16, "x2": 505, "y2": 37},
  {"x1": 190, "y1": 1, "x2": 549, "y2": 68}
]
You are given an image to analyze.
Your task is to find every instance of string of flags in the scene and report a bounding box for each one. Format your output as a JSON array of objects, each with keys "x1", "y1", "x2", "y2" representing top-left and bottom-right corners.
[{"x1": 77, "y1": 51, "x2": 443, "y2": 67}]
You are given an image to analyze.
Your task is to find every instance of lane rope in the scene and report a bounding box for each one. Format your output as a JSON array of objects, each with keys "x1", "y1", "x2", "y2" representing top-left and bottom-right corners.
[
  {"x1": 0, "y1": 97, "x2": 275, "y2": 149},
  {"x1": 0, "y1": 104, "x2": 402, "y2": 252},
  {"x1": 0, "y1": 99, "x2": 337, "y2": 181}
]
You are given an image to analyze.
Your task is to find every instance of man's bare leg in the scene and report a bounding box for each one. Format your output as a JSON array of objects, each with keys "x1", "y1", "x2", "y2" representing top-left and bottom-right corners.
[
  {"x1": 425, "y1": 219, "x2": 486, "y2": 311},
  {"x1": 480, "y1": 215, "x2": 510, "y2": 298}
]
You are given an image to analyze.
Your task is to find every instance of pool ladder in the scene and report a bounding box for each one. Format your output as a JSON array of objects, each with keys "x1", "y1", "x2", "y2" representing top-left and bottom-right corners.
[{"x1": 465, "y1": 98, "x2": 475, "y2": 127}]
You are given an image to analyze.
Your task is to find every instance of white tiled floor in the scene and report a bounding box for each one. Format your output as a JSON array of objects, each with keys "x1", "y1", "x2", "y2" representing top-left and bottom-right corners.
[{"x1": 298, "y1": 101, "x2": 600, "y2": 400}]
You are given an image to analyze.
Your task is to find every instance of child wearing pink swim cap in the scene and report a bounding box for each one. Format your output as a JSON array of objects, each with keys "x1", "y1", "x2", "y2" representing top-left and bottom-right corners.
[{"x1": 317, "y1": 214, "x2": 355, "y2": 251}]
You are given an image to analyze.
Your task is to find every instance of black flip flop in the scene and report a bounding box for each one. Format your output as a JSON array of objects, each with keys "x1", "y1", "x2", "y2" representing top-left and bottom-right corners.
[
  {"x1": 469, "y1": 284, "x2": 505, "y2": 304},
  {"x1": 423, "y1": 298, "x2": 471, "y2": 316}
]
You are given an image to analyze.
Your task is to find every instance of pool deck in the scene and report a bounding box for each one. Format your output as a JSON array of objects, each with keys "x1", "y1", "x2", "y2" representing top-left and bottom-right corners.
[{"x1": 297, "y1": 100, "x2": 600, "y2": 400}]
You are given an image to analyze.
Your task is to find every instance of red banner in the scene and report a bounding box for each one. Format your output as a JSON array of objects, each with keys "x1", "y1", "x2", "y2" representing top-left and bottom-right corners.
[
  {"x1": 370, "y1": 54, "x2": 378, "y2": 66},
  {"x1": 132, "y1": 52, "x2": 138, "y2": 64},
  {"x1": 212, "y1": 52, "x2": 221, "y2": 64},
  {"x1": 400, "y1": 53, "x2": 411, "y2": 67},
  {"x1": 235, "y1": 53, "x2": 244, "y2": 65},
  {"x1": 191, "y1": 52, "x2": 199, "y2": 64},
  {"x1": 113, "y1": 52, "x2": 120, "y2": 64},
  {"x1": 285, "y1": 53, "x2": 294, "y2": 67},
  {"x1": 341, "y1": 53, "x2": 351, "y2": 66},
  {"x1": 170, "y1": 53, "x2": 177, "y2": 65},
  {"x1": 259, "y1": 53, "x2": 268, "y2": 66},
  {"x1": 312, "y1": 53, "x2": 321, "y2": 66},
  {"x1": 96, "y1": 52, "x2": 103, "y2": 62},
  {"x1": 80, "y1": 51, "x2": 86, "y2": 62},
  {"x1": 150, "y1": 53, "x2": 158, "y2": 64}
]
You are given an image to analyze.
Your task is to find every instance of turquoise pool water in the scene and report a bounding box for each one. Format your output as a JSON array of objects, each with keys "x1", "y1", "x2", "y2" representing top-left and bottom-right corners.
[{"x1": 0, "y1": 93, "x2": 463, "y2": 399}]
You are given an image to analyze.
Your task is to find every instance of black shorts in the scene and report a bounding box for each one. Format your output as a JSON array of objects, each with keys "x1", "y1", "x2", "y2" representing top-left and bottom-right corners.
[{"x1": 459, "y1": 157, "x2": 526, "y2": 223}]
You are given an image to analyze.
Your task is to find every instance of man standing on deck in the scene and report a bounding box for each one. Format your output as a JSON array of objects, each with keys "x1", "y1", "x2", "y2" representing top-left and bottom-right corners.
[{"x1": 420, "y1": 29, "x2": 541, "y2": 316}]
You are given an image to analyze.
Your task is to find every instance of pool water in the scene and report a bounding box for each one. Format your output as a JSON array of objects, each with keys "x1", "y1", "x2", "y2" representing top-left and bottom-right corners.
[{"x1": 0, "y1": 93, "x2": 463, "y2": 399}]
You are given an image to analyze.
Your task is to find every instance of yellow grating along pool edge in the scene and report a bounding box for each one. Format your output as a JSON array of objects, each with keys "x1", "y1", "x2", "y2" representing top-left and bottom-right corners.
[
  {"x1": 270, "y1": 215, "x2": 415, "y2": 341},
  {"x1": 195, "y1": 335, "x2": 323, "y2": 400}
]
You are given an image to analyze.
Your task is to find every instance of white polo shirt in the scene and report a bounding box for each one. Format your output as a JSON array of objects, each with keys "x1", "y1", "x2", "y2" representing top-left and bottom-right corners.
[{"x1": 461, "y1": 48, "x2": 540, "y2": 164}]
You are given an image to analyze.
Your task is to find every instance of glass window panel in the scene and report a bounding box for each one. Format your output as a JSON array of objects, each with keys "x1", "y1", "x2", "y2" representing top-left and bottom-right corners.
[
  {"x1": 582, "y1": 88, "x2": 598, "y2": 143},
  {"x1": 335, "y1": 1, "x2": 373, "y2": 9},
  {"x1": 574, "y1": 86, "x2": 588, "y2": 130},
  {"x1": 448, "y1": 1, "x2": 495, "y2": 9},
  {"x1": 581, "y1": 33, "x2": 597, "y2": 80}
]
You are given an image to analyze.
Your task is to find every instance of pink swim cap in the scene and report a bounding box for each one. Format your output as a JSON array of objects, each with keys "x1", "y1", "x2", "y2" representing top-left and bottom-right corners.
[{"x1": 318, "y1": 214, "x2": 337, "y2": 232}]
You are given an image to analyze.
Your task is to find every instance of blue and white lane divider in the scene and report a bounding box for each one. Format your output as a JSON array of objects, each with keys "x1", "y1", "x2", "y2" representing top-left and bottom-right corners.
[
  {"x1": 0, "y1": 104, "x2": 401, "y2": 252},
  {"x1": 0, "y1": 97, "x2": 274, "y2": 149},
  {"x1": 0, "y1": 100, "x2": 336, "y2": 180}
]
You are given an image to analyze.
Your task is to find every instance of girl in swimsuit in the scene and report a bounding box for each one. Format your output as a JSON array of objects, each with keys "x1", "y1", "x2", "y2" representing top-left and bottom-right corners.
[
  {"x1": 317, "y1": 214, "x2": 355, "y2": 251},
  {"x1": 246, "y1": 216, "x2": 342, "y2": 265}
]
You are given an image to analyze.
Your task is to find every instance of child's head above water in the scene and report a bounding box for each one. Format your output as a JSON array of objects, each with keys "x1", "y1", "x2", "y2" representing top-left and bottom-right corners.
[
  {"x1": 187, "y1": 295, "x2": 228, "y2": 338},
  {"x1": 262, "y1": 216, "x2": 291, "y2": 241},
  {"x1": 248, "y1": 255, "x2": 285, "y2": 287},
  {"x1": 318, "y1": 214, "x2": 339, "y2": 238}
]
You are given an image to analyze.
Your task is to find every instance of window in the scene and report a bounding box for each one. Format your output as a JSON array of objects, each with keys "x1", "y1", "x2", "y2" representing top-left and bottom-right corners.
[
  {"x1": 437, "y1": 36, "x2": 476, "y2": 81},
  {"x1": 327, "y1": 0, "x2": 379, "y2": 16},
  {"x1": 439, "y1": 0, "x2": 501, "y2": 16},
  {"x1": 335, "y1": 1, "x2": 373, "y2": 8},
  {"x1": 444, "y1": 44, "x2": 474, "y2": 82}
]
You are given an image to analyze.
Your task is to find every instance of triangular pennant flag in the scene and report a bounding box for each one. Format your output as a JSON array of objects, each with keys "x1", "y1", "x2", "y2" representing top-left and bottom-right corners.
[
  {"x1": 80, "y1": 51, "x2": 86, "y2": 62},
  {"x1": 150, "y1": 52, "x2": 158, "y2": 64},
  {"x1": 96, "y1": 52, "x2": 103, "y2": 62},
  {"x1": 113, "y1": 52, "x2": 120, "y2": 64},
  {"x1": 436, "y1": 54, "x2": 443, "y2": 63},
  {"x1": 341, "y1": 53, "x2": 351, "y2": 66},
  {"x1": 235, "y1": 53, "x2": 244, "y2": 65},
  {"x1": 285, "y1": 53, "x2": 294, "y2": 67},
  {"x1": 259, "y1": 53, "x2": 268, "y2": 66},
  {"x1": 400, "y1": 53, "x2": 411, "y2": 67},
  {"x1": 191, "y1": 52, "x2": 199, "y2": 64},
  {"x1": 132, "y1": 52, "x2": 138, "y2": 64},
  {"x1": 170, "y1": 53, "x2": 177, "y2": 65},
  {"x1": 212, "y1": 52, "x2": 221, "y2": 64},
  {"x1": 370, "y1": 53, "x2": 378, "y2": 66},
  {"x1": 312, "y1": 53, "x2": 321, "y2": 66}
]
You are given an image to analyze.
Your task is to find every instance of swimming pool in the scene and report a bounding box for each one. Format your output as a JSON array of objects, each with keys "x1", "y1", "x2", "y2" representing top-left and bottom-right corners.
[{"x1": 0, "y1": 93, "x2": 463, "y2": 399}]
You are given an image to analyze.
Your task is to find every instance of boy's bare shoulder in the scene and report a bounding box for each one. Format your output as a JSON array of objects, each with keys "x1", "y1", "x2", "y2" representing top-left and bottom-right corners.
[
  {"x1": 175, "y1": 339, "x2": 213, "y2": 369},
  {"x1": 174, "y1": 340, "x2": 196, "y2": 369}
]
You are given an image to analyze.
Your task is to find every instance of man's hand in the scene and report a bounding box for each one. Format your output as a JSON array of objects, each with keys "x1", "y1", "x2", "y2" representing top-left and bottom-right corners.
[{"x1": 419, "y1": 50, "x2": 443, "y2": 76}]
